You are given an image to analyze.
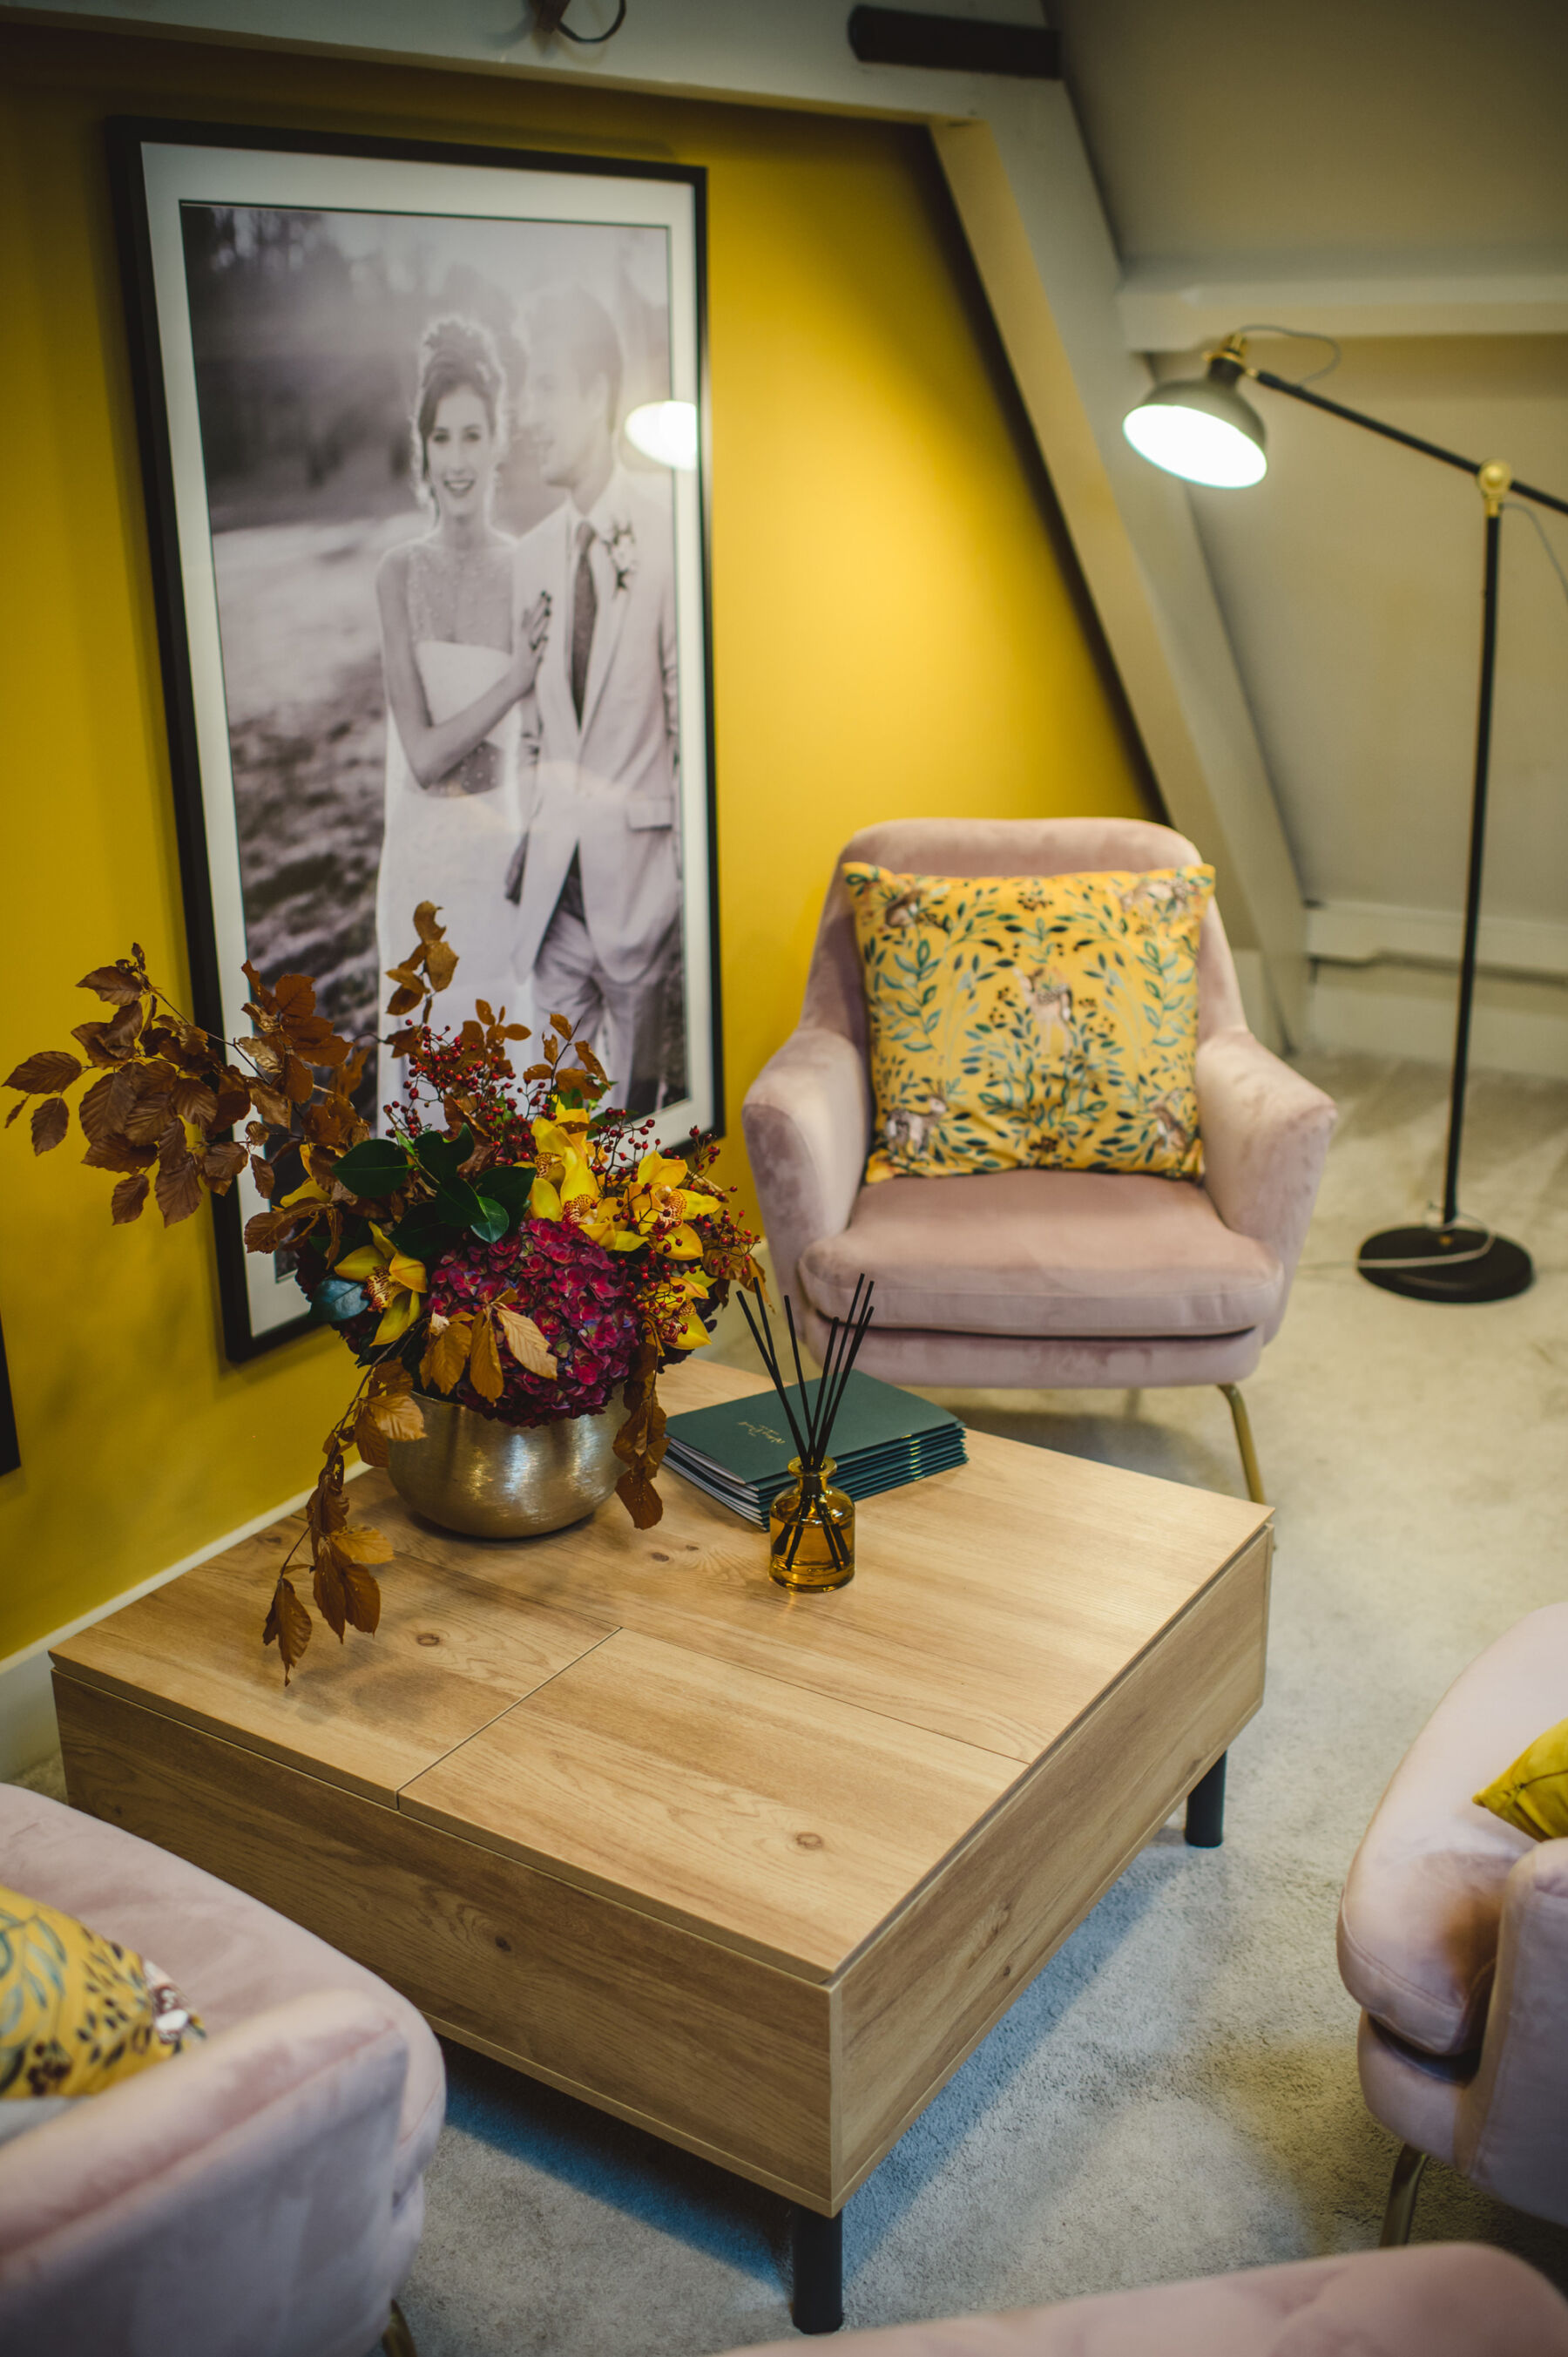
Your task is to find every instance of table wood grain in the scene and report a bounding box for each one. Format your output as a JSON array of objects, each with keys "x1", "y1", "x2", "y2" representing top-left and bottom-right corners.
[{"x1": 53, "y1": 1356, "x2": 1272, "y2": 2211}]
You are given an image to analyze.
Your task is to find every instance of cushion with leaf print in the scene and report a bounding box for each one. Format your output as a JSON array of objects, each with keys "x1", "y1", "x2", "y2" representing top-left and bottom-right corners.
[
  {"x1": 0, "y1": 1882, "x2": 206, "y2": 2103},
  {"x1": 842, "y1": 863, "x2": 1213, "y2": 1184}
]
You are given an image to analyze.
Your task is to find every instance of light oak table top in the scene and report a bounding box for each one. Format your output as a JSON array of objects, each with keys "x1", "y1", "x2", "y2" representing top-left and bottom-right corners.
[{"x1": 53, "y1": 1357, "x2": 1273, "y2": 2215}]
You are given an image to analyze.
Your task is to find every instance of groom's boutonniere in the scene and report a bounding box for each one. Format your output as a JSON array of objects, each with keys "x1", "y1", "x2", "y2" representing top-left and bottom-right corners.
[{"x1": 605, "y1": 518, "x2": 637, "y2": 594}]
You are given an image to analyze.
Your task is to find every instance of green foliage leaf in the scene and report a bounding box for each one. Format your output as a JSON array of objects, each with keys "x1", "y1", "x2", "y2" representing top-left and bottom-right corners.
[
  {"x1": 469, "y1": 1193, "x2": 507, "y2": 1244},
  {"x1": 482, "y1": 1163, "x2": 534, "y2": 1230},
  {"x1": 391, "y1": 1203, "x2": 457, "y2": 1263},
  {"x1": 429, "y1": 1175, "x2": 508, "y2": 1244},
  {"x1": 333, "y1": 1136, "x2": 414, "y2": 1197},
  {"x1": 414, "y1": 1125, "x2": 473, "y2": 1183},
  {"x1": 431, "y1": 1177, "x2": 482, "y2": 1232},
  {"x1": 313, "y1": 1277, "x2": 368, "y2": 1324}
]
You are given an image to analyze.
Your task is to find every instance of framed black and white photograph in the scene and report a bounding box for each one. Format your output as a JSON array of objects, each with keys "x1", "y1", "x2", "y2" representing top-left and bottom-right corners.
[{"x1": 112, "y1": 119, "x2": 717, "y2": 1358}]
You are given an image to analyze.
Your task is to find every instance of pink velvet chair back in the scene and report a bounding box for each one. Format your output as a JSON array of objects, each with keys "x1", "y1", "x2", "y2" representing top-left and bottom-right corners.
[{"x1": 800, "y1": 817, "x2": 1249, "y2": 1051}]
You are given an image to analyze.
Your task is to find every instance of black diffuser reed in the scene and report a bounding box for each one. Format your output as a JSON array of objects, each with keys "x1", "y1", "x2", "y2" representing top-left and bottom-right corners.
[{"x1": 738, "y1": 1280, "x2": 875, "y2": 1581}]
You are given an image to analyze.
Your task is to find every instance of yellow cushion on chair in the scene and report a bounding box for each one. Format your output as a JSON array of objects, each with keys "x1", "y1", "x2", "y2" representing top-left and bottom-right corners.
[
  {"x1": 842, "y1": 862, "x2": 1213, "y2": 1184},
  {"x1": 1475, "y1": 1719, "x2": 1568, "y2": 1840},
  {"x1": 0, "y1": 1882, "x2": 206, "y2": 2100}
]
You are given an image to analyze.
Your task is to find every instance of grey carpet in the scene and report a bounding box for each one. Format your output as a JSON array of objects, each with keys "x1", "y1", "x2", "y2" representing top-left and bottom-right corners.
[{"x1": 15, "y1": 1053, "x2": 1568, "y2": 2349}]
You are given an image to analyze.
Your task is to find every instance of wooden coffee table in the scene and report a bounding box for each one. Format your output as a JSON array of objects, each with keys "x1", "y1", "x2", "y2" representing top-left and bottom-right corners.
[{"x1": 51, "y1": 1360, "x2": 1270, "y2": 2333}]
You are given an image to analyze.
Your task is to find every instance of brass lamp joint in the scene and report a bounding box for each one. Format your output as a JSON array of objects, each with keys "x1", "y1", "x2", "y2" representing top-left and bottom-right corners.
[
  {"x1": 1477, "y1": 459, "x2": 1511, "y2": 517},
  {"x1": 1206, "y1": 334, "x2": 1252, "y2": 385}
]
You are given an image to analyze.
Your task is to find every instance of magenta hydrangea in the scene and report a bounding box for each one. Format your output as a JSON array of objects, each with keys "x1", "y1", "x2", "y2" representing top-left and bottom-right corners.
[{"x1": 427, "y1": 1217, "x2": 640, "y2": 1426}]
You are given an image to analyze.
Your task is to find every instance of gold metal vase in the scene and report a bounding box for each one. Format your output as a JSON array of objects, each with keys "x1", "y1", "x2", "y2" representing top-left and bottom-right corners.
[
  {"x1": 768, "y1": 1458, "x2": 855, "y2": 1590},
  {"x1": 386, "y1": 1394, "x2": 627, "y2": 1540}
]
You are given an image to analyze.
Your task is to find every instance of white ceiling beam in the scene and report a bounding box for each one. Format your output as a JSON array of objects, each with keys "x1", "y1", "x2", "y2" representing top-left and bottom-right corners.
[{"x1": 1118, "y1": 264, "x2": 1568, "y2": 353}]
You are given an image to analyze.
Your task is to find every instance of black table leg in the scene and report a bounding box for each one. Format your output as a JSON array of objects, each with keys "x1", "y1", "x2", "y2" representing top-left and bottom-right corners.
[
  {"x1": 1185, "y1": 1751, "x2": 1227, "y2": 1847},
  {"x1": 792, "y1": 2204, "x2": 843, "y2": 2333}
]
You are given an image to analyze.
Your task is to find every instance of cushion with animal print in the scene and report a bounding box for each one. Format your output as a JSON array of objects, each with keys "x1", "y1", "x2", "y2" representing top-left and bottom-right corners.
[
  {"x1": 841, "y1": 863, "x2": 1213, "y2": 1182},
  {"x1": 0, "y1": 1883, "x2": 206, "y2": 2103}
]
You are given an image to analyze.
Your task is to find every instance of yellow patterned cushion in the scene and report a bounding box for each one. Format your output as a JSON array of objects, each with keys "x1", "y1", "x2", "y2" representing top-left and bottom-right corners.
[
  {"x1": 843, "y1": 863, "x2": 1213, "y2": 1183},
  {"x1": 0, "y1": 1883, "x2": 206, "y2": 2100},
  {"x1": 1475, "y1": 1719, "x2": 1568, "y2": 1841}
]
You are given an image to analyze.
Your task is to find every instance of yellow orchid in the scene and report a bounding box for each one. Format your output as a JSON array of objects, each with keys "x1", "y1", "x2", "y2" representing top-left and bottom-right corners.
[
  {"x1": 335, "y1": 1223, "x2": 428, "y2": 1344},
  {"x1": 279, "y1": 1175, "x2": 334, "y2": 1210},
  {"x1": 529, "y1": 1114, "x2": 603, "y2": 1223},
  {"x1": 648, "y1": 1264, "x2": 713, "y2": 1353},
  {"x1": 572, "y1": 1195, "x2": 644, "y2": 1253},
  {"x1": 618, "y1": 1149, "x2": 722, "y2": 1262}
]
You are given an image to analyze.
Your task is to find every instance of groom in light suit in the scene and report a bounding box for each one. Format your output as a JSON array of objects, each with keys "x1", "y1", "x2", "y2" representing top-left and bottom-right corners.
[{"x1": 508, "y1": 286, "x2": 681, "y2": 1114}]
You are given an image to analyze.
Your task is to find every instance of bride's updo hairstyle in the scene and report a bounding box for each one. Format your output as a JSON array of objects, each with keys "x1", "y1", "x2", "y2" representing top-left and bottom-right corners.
[{"x1": 411, "y1": 315, "x2": 508, "y2": 498}]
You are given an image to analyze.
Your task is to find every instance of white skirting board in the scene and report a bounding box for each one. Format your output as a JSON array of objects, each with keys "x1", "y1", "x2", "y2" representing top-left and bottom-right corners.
[
  {"x1": 1308, "y1": 960, "x2": 1568, "y2": 1078},
  {"x1": 0, "y1": 1471, "x2": 365, "y2": 1781},
  {"x1": 1305, "y1": 899, "x2": 1568, "y2": 1078}
]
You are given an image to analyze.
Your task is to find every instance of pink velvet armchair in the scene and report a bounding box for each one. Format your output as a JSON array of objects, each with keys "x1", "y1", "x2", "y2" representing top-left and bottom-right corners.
[
  {"x1": 0, "y1": 1786, "x2": 444, "y2": 2357},
  {"x1": 724, "y1": 2245, "x2": 1568, "y2": 2357},
  {"x1": 742, "y1": 818, "x2": 1336, "y2": 1507},
  {"x1": 1338, "y1": 1604, "x2": 1568, "y2": 2245}
]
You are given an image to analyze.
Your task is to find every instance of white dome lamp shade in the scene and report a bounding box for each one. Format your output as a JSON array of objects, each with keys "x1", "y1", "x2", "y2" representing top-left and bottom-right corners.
[
  {"x1": 625, "y1": 400, "x2": 699, "y2": 472},
  {"x1": 1122, "y1": 346, "x2": 1267, "y2": 489}
]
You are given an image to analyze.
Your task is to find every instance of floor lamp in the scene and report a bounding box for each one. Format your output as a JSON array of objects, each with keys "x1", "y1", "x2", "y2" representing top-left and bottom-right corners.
[{"x1": 1123, "y1": 335, "x2": 1567, "y2": 1304}]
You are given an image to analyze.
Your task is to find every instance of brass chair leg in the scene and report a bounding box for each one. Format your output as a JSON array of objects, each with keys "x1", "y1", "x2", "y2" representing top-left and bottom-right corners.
[
  {"x1": 1379, "y1": 2143, "x2": 1428, "y2": 2247},
  {"x1": 382, "y1": 2300, "x2": 418, "y2": 2357},
  {"x1": 1218, "y1": 1383, "x2": 1267, "y2": 1505}
]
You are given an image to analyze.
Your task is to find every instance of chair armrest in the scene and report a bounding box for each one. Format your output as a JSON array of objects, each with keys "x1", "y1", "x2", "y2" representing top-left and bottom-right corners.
[
  {"x1": 0, "y1": 1988, "x2": 408, "y2": 2357},
  {"x1": 742, "y1": 1027, "x2": 871, "y2": 1311},
  {"x1": 727, "y1": 2245, "x2": 1568, "y2": 2355},
  {"x1": 1196, "y1": 1027, "x2": 1336, "y2": 1337},
  {"x1": 1456, "y1": 1838, "x2": 1568, "y2": 2227}
]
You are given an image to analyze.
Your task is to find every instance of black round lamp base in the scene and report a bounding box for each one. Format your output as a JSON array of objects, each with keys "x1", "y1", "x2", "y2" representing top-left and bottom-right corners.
[{"x1": 1356, "y1": 1224, "x2": 1533, "y2": 1304}]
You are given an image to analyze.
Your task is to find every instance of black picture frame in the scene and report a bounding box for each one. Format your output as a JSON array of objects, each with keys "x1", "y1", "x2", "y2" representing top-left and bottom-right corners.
[
  {"x1": 108, "y1": 116, "x2": 720, "y2": 1362},
  {"x1": 0, "y1": 1311, "x2": 18, "y2": 1480}
]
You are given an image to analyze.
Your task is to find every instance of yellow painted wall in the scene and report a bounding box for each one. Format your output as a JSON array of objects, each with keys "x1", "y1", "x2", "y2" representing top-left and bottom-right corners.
[{"x1": 0, "y1": 25, "x2": 1152, "y2": 1671}]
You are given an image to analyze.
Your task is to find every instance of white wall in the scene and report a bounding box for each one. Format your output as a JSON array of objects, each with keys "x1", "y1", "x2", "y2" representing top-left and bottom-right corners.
[
  {"x1": 1183, "y1": 336, "x2": 1568, "y2": 921},
  {"x1": 1051, "y1": 0, "x2": 1568, "y2": 1071}
]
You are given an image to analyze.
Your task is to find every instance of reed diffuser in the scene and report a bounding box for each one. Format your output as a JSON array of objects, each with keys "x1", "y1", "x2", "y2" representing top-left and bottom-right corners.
[{"x1": 739, "y1": 1280, "x2": 875, "y2": 1590}]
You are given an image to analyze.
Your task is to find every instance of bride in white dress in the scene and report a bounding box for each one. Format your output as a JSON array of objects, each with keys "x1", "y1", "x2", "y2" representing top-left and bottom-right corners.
[{"x1": 375, "y1": 317, "x2": 548, "y2": 1115}]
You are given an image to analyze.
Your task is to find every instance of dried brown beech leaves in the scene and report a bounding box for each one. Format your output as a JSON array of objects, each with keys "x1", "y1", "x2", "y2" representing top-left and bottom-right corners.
[
  {"x1": 420, "y1": 1293, "x2": 556, "y2": 1406},
  {"x1": 30, "y1": 1099, "x2": 68, "y2": 1155},
  {"x1": 351, "y1": 1363, "x2": 427, "y2": 1471},
  {"x1": 262, "y1": 1575, "x2": 312, "y2": 1681},
  {"x1": 419, "y1": 1310, "x2": 474, "y2": 1399},
  {"x1": 7, "y1": 1051, "x2": 83, "y2": 1097},
  {"x1": 614, "y1": 1335, "x2": 668, "y2": 1529},
  {"x1": 518, "y1": 1013, "x2": 606, "y2": 1110},
  {"x1": 4, "y1": 951, "x2": 360, "y2": 1243},
  {"x1": 495, "y1": 1304, "x2": 557, "y2": 1379},
  {"x1": 8, "y1": 940, "x2": 390, "y2": 1686},
  {"x1": 111, "y1": 1173, "x2": 149, "y2": 1224},
  {"x1": 266, "y1": 1366, "x2": 408, "y2": 1682},
  {"x1": 385, "y1": 901, "x2": 457, "y2": 1032}
]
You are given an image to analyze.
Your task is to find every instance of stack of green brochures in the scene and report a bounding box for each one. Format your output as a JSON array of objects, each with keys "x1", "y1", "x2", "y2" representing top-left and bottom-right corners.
[{"x1": 664, "y1": 1370, "x2": 967, "y2": 1526}]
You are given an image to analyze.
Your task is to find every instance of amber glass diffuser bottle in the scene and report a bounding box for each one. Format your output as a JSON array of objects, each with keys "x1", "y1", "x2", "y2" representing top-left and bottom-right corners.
[{"x1": 740, "y1": 1280, "x2": 875, "y2": 1594}]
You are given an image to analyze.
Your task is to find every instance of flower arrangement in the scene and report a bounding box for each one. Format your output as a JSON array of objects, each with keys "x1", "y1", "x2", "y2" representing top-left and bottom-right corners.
[{"x1": 5, "y1": 904, "x2": 762, "y2": 1680}]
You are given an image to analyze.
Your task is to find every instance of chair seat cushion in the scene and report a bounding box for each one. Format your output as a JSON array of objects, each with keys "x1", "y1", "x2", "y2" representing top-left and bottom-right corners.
[
  {"x1": 0, "y1": 1788, "x2": 443, "y2": 2200},
  {"x1": 1337, "y1": 1608, "x2": 1568, "y2": 2056},
  {"x1": 800, "y1": 1167, "x2": 1283, "y2": 1338}
]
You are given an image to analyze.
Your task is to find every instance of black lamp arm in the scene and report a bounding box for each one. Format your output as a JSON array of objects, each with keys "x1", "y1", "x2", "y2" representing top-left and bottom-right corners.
[
  {"x1": 1249, "y1": 366, "x2": 1568, "y2": 518},
  {"x1": 1228, "y1": 345, "x2": 1553, "y2": 1297}
]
